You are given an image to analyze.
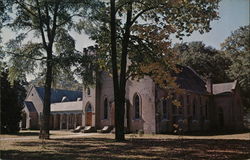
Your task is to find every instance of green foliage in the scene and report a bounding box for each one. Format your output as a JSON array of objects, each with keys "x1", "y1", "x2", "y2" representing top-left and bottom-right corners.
[
  {"x1": 0, "y1": 0, "x2": 14, "y2": 68},
  {"x1": 3, "y1": 0, "x2": 102, "y2": 86},
  {"x1": 0, "y1": 69, "x2": 26, "y2": 134},
  {"x1": 2, "y1": 0, "x2": 103, "y2": 139},
  {"x1": 30, "y1": 70, "x2": 82, "y2": 91},
  {"x1": 173, "y1": 41, "x2": 231, "y2": 83},
  {"x1": 89, "y1": 0, "x2": 220, "y2": 141},
  {"x1": 221, "y1": 25, "x2": 250, "y2": 110},
  {"x1": 87, "y1": 0, "x2": 220, "y2": 80}
]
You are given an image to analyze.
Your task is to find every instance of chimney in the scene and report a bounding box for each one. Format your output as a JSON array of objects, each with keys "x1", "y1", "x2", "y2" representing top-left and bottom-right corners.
[
  {"x1": 61, "y1": 96, "x2": 68, "y2": 102},
  {"x1": 206, "y1": 79, "x2": 213, "y2": 94}
]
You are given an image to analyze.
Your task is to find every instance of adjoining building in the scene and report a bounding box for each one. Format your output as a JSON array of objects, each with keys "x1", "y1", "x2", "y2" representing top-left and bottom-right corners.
[
  {"x1": 22, "y1": 86, "x2": 83, "y2": 130},
  {"x1": 82, "y1": 66, "x2": 243, "y2": 134},
  {"x1": 22, "y1": 67, "x2": 244, "y2": 133}
]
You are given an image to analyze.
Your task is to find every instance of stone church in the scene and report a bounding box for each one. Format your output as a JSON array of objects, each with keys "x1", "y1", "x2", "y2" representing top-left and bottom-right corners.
[
  {"x1": 82, "y1": 66, "x2": 243, "y2": 134},
  {"x1": 22, "y1": 65, "x2": 244, "y2": 134}
]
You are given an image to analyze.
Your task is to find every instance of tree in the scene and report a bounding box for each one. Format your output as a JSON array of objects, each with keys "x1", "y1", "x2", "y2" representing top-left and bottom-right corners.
[
  {"x1": 4, "y1": 0, "x2": 101, "y2": 139},
  {"x1": 173, "y1": 41, "x2": 231, "y2": 83},
  {"x1": 0, "y1": 69, "x2": 26, "y2": 134},
  {"x1": 86, "y1": 0, "x2": 220, "y2": 141},
  {"x1": 221, "y1": 25, "x2": 250, "y2": 111},
  {"x1": 30, "y1": 71, "x2": 82, "y2": 91},
  {"x1": 0, "y1": 0, "x2": 14, "y2": 68}
]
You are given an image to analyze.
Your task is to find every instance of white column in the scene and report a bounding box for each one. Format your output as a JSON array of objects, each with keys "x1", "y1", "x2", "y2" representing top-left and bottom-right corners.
[
  {"x1": 60, "y1": 114, "x2": 62, "y2": 130},
  {"x1": 74, "y1": 114, "x2": 77, "y2": 128},
  {"x1": 66, "y1": 114, "x2": 69, "y2": 130}
]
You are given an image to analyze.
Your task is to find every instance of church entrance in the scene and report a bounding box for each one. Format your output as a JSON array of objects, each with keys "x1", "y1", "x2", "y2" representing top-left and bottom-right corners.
[{"x1": 85, "y1": 103, "x2": 92, "y2": 126}]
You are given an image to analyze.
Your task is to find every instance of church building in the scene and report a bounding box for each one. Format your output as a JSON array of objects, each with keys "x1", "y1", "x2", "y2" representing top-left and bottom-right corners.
[
  {"x1": 81, "y1": 66, "x2": 244, "y2": 134},
  {"x1": 22, "y1": 67, "x2": 244, "y2": 134}
]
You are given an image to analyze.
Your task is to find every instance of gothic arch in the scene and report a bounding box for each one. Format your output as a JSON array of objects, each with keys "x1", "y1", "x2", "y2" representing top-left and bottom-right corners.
[{"x1": 133, "y1": 92, "x2": 142, "y2": 119}]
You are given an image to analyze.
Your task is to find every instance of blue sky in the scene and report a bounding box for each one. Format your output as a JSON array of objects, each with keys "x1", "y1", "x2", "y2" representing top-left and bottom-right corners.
[
  {"x1": 173, "y1": 0, "x2": 249, "y2": 49},
  {"x1": 2, "y1": 0, "x2": 249, "y2": 51},
  {"x1": 74, "y1": 0, "x2": 250, "y2": 50}
]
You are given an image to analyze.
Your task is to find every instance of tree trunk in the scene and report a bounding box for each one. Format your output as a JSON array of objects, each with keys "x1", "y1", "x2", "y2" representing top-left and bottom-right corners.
[
  {"x1": 39, "y1": 50, "x2": 53, "y2": 139},
  {"x1": 110, "y1": 0, "x2": 133, "y2": 141},
  {"x1": 110, "y1": 0, "x2": 125, "y2": 141}
]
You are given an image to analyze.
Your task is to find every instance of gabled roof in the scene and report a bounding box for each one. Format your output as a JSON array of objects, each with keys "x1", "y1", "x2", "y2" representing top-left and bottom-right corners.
[
  {"x1": 34, "y1": 87, "x2": 82, "y2": 103},
  {"x1": 24, "y1": 101, "x2": 37, "y2": 112},
  {"x1": 213, "y1": 80, "x2": 237, "y2": 95},
  {"x1": 175, "y1": 65, "x2": 208, "y2": 94}
]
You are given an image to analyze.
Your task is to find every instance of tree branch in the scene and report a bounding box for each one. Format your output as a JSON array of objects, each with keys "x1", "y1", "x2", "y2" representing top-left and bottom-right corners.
[
  {"x1": 15, "y1": 0, "x2": 38, "y2": 18},
  {"x1": 5, "y1": 51, "x2": 46, "y2": 61},
  {"x1": 56, "y1": 13, "x2": 82, "y2": 28},
  {"x1": 50, "y1": 0, "x2": 60, "y2": 46},
  {"x1": 131, "y1": 6, "x2": 156, "y2": 26},
  {"x1": 35, "y1": 0, "x2": 48, "y2": 50},
  {"x1": 45, "y1": 2, "x2": 52, "y2": 42},
  {"x1": 115, "y1": 0, "x2": 143, "y2": 14}
]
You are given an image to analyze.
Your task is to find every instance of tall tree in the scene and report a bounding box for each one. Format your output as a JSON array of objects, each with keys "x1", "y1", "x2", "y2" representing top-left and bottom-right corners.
[
  {"x1": 4, "y1": 0, "x2": 101, "y2": 139},
  {"x1": 0, "y1": 69, "x2": 26, "y2": 134},
  {"x1": 30, "y1": 71, "x2": 83, "y2": 91},
  {"x1": 221, "y1": 25, "x2": 250, "y2": 111},
  {"x1": 173, "y1": 41, "x2": 231, "y2": 83},
  {"x1": 86, "y1": 0, "x2": 220, "y2": 141}
]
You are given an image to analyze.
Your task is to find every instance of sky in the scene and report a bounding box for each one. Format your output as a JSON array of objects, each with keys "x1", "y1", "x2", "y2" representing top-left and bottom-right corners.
[
  {"x1": 173, "y1": 0, "x2": 250, "y2": 49},
  {"x1": 1, "y1": 0, "x2": 249, "y2": 81},
  {"x1": 2, "y1": 0, "x2": 249, "y2": 51},
  {"x1": 72, "y1": 0, "x2": 250, "y2": 50}
]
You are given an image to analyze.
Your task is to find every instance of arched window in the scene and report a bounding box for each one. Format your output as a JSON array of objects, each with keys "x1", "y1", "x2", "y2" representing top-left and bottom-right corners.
[
  {"x1": 86, "y1": 103, "x2": 92, "y2": 112},
  {"x1": 134, "y1": 94, "x2": 140, "y2": 119},
  {"x1": 104, "y1": 98, "x2": 108, "y2": 119}
]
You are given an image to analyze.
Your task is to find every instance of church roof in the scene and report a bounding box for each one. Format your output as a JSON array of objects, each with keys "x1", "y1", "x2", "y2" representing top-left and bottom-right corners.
[
  {"x1": 34, "y1": 87, "x2": 82, "y2": 103},
  {"x1": 175, "y1": 65, "x2": 207, "y2": 94},
  {"x1": 24, "y1": 101, "x2": 37, "y2": 112},
  {"x1": 51, "y1": 101, "x2": 82, "y2": 112},
  {"x1": 213, "y1": 81, "x2": 237, "y2": 95}
]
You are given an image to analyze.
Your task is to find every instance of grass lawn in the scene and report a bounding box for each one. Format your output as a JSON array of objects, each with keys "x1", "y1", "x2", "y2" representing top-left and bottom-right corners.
[{"x1": 0, "y1": 130, "x2": 250, "y2": 160}]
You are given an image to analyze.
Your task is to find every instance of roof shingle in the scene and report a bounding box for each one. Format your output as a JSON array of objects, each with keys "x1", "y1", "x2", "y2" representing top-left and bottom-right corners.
[{"x1": 35, "y1": 87, "x2": 82, "y2": 103}]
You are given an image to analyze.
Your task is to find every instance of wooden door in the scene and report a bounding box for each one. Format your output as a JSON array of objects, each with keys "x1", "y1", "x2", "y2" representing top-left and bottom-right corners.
[
  {"x1": 85, "y1": 104, "x2": 92, "y2": 126},
  {"x1": 86, "y1": 112, "x2": 92, "y2": 126}
]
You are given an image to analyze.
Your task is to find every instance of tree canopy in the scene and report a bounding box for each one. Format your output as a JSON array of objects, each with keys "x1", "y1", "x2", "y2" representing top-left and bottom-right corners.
[
  {"x1": 85, "y1": 0, "x2": 220, "y2": 141},
  {"x1": 221, "y1": 25, "x2": 250, "y2": 110},
  {"x1": 173, "y1": 41, "x2": 231, "y2": 83},
  {"x1": 3, "y1": 0, "x2": 102, "y2": 139},
  {"x1": 1, "y1": 69, "x2": 26, "y2": 134}
]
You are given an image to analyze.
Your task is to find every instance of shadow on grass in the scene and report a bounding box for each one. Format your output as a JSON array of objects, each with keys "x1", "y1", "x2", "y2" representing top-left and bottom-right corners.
[
  {"x1": 168, "y1": 129, "x2": 250, "y2": 136},
  {"x1": 4, "y1": 131, "x2": 40, "y2": 137},
  {"x1": 1, "y1": 137, "x2": 250, "y2": 160}
]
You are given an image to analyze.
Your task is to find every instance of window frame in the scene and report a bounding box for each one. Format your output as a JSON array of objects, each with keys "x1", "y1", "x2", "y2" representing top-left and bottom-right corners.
[
  {"x1": 133, "y1": 93, "x2": 141, "y2": 119},
  {"x1": 103, "y1": 97, "x2": 108, "y2": 119}
]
